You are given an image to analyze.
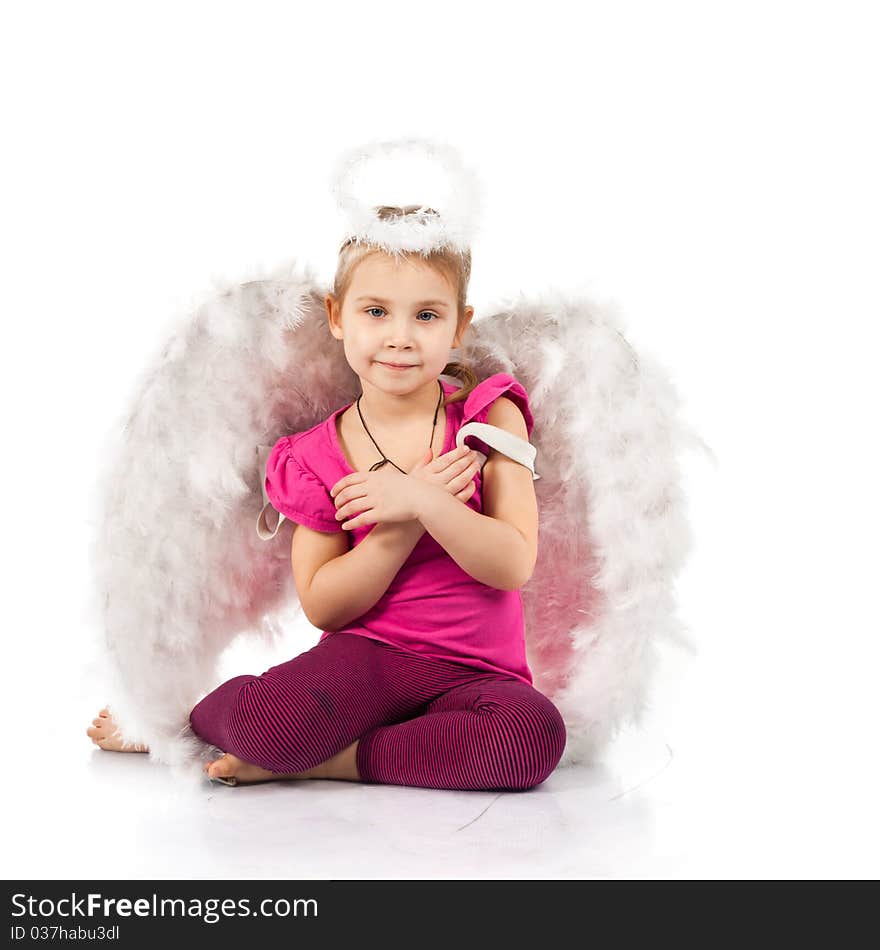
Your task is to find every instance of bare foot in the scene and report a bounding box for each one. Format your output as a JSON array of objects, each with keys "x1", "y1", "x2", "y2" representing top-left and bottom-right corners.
[
  {"x1": 204, "y1": 741, "x2": 360, "y2": 786},
  {"x1": 86, "y1": 707, "x2": 149, "y2": 753},
  {"x1": 203, "y1": 752, "x2": 316, "y2": 786}
]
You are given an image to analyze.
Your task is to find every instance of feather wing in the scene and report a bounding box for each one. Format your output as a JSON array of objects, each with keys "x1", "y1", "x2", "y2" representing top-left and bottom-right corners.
[
  {"x1": 87, "y1": 265, "x2": 712, "y2": 777},
  {"x1": 465, "y1": 289, "x2": 714, "y2": 765},
  {"x1": 85, "y1": 261, "x2": 355, "y2": 773}
]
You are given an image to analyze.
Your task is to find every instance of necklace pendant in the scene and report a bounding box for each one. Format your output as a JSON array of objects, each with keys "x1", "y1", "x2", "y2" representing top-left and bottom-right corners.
[{"x1": 357, "y1": 379, "x2": 444, "y2": 478}]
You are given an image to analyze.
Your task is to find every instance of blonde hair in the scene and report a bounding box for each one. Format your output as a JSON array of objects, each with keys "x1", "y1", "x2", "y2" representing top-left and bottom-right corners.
[{"x1": 330, "y1": 205, "x2": 479, "y2": 408}]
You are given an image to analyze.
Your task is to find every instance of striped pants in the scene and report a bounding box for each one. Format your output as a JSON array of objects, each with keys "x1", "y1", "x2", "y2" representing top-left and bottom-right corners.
[{"x1": 189, "y1": 631, "x2": 566, "y2": 791}]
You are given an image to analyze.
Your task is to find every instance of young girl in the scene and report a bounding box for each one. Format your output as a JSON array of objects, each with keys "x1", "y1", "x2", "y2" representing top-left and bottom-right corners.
[{"x1": 87, "y1": 210, "x2": 567, "y2": 791}]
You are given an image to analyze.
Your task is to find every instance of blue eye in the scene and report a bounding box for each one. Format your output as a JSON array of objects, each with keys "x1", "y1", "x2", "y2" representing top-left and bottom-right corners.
[{"x1": 365, "y1": 307, "x2": 438, "y2": 322}]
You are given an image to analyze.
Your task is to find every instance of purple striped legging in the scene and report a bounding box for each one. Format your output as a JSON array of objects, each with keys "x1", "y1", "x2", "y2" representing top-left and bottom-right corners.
[{"x1": 189, "y1": 631, "x2": 566, "y2": 791}]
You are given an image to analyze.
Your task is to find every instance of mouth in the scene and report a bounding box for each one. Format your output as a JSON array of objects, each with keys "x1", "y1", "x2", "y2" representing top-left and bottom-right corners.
[{"x1": 377, "y1": 361, "x2": 418, "y2": 370}]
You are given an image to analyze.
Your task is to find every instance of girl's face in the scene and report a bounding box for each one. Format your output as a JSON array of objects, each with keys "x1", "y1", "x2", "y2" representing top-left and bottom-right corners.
[{"x1": 327, "y1": 252, "x2": 473, "y2": 395}]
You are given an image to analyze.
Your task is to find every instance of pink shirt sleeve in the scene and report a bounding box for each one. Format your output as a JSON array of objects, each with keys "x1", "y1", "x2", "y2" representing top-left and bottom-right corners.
[
  {"x1": 462, "y1": 373, "x2": 535, "y2": 438},
  {"x1": 264, "y1": 434, "x2": 344, "y2": 534}
]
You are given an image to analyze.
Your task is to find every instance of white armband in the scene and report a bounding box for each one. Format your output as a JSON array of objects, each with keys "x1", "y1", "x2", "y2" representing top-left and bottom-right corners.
[
  {"x1": 255, "y1": 443, "x2": 288, "y2": 540},
  {"x1": 455, "y1": 422, "x2": 540, "y2": 480}
]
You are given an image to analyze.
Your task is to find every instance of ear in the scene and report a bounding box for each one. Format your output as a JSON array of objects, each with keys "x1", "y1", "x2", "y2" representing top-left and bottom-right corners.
[
  {"x1": 326, "y1": 294, "x2": 343, "y2": 340},
  {"x1": 452, "y1": 306, "x2": 474, "y2": 348}
]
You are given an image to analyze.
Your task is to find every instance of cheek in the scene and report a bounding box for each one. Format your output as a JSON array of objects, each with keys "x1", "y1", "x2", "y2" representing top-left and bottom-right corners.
[{"x1": 343, "y1": 338, "x2": 371, "y2": 361}]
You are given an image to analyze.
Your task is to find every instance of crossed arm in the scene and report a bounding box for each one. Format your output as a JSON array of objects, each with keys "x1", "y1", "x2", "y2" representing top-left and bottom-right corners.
[
  {"x1": 300, "y1": 397, "x2": 538, "y2": 630},
  {"x1": 417, "y1": 396, "x2": 538, "y2": 590}
]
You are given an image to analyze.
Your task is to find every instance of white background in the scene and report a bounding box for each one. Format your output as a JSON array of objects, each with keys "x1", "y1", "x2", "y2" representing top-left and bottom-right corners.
[{"x1": 2, "y1": 1, "x2": 878, "y2": 880}]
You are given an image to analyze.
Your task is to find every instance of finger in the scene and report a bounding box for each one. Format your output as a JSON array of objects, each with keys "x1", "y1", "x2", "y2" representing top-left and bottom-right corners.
[
  {"x1": 410, "y1": 448, "x2": 433, "y2": 474},
  {"x1": 333, "y1": 485, "x2": 369, "y2": 510},
  {"x1": 454, "y1": 452, "x2": 479, "y2": 472},
  {"x1": 428, "y1": 445, "x2": 466, "y2": 473},
  {"x1": 438, "y1": 446, "x2": 475, "y2": 472},
  {"x1": 330, "y1": 473, "x2": 365, "y2": 500},
  {"x1": 334, "y1": 498, "x2": 367, "y2": 522},
  {"x1": 456, "y1": 481, "x2": 477, "y2": 501},
  {"x1": 449, "y1": 461, "x2": 480, "y2": 488},
  {"x1": 443, "y1": 454, "x2": 478, "y2": 481},
  {"x1": 341, "y1": 507, "x2": 375, "y2": 531},
  {"x1": 441, "y1": 445, "x2": 470, "y2": 461}
]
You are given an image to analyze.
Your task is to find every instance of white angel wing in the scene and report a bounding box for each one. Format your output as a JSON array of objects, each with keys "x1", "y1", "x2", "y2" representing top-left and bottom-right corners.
[
  {"x1": 463, "y1": 289, "x2": 713, "y2": 765},
  {"x1": 87, "y1": 263, "x2": 711, "y2": 776},
  {"x1": 85, "y1": 261, "x2": 356, "y2": 773}
]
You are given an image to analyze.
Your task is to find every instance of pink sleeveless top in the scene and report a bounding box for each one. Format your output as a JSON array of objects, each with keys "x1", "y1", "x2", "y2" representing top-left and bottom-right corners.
[{"x1": 264, "y1": 373, "x2": 535, "y2": 686}]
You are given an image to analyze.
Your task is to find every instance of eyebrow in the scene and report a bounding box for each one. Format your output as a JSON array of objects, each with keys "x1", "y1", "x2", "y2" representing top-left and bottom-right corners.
[{"x1": 354, "y1": 296, "x2": 450, "y2": 310}]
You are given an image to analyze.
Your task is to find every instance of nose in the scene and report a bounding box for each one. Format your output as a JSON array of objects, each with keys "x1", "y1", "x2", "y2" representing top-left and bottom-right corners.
[{"x1": 382, "y1": 314, "x2": 416, "y2": 350}]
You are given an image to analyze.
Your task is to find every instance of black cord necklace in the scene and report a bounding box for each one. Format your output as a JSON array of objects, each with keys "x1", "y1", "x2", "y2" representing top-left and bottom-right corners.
[{"x1": 356, "y1": 379, "x2": 444, "y2": 474}]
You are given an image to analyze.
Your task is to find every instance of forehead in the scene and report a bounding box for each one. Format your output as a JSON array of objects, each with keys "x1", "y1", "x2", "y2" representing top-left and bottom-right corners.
[{"x1": 348, "y1": 253, "x2": 453, "y2": 299}]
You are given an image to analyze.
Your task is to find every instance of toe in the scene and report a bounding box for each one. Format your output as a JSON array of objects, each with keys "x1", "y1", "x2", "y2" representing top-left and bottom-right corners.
[{"x1": 207, "y1": 754, "x2": 237, "y2": 778}]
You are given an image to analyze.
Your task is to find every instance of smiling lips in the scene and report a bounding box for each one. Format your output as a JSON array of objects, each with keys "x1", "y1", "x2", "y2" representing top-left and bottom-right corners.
[{"x1": 378, "y1": 361, "x2": 417, "y2": 370}]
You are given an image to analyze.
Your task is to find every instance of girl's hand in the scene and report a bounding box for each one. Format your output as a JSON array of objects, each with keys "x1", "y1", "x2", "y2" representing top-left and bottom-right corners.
[
  {"x1": 329, "y1": 462, "x2": 427, "y2": 531},
  {"x1": 407, "y1": 444, "x2": 481, "y2": 504},
  {"x1": 330, "y1": 445, "x2": 481, "y2": 531}
]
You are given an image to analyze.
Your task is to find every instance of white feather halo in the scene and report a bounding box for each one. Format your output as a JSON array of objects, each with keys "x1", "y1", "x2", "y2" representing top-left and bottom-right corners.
[{"x1": 328, "y1": 136, "x2": 484, "y2": 256}]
